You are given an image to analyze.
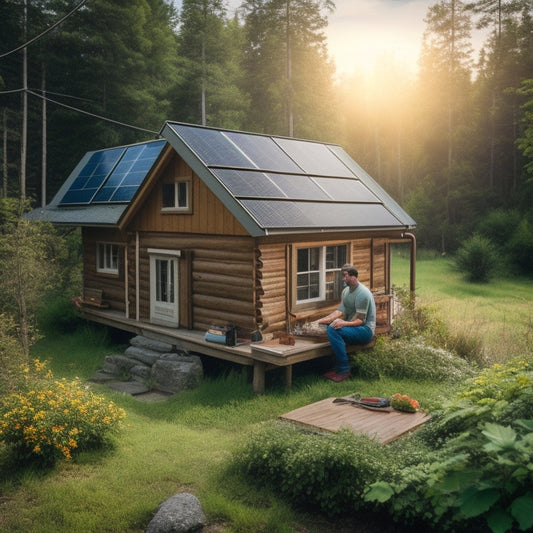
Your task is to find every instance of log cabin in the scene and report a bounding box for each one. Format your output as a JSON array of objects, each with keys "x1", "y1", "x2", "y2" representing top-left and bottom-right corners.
[{"x1": 27, "y1": 121, "x2": 416, "y2": 392}]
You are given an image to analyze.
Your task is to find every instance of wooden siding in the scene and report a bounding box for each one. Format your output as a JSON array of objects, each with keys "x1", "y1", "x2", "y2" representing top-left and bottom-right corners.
[{"x1": 129, "y1": 154, "x2": 248, "y2": 236}]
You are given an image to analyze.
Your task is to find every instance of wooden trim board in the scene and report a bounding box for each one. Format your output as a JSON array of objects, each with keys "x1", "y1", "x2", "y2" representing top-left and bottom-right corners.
[{"x1": 280, "y1": 397, "x2": 430, "y2": 444}]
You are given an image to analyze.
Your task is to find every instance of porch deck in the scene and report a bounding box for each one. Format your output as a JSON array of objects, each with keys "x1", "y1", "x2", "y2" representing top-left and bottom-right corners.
[{"x1": 80, "y1": 308, "x2": 374, "y2": 393}]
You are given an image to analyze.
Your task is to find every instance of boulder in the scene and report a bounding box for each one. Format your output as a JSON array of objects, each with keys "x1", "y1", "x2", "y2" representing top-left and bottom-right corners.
[
  {"x1": 103, "y1": 354, "x2": 139, "y2": 376},
  {"x1": 145, "y1": 492, "x2": 206, "y2": 533},
  {"x1": 130, "y1": 364, "x2": 152, "y2": 383},
  {"x1": 152, "y1": 355, "x2": 203, "y2": 394}
]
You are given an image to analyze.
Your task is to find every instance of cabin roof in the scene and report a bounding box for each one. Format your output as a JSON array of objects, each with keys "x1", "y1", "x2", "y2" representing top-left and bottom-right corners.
[{"x1": 26, "y1": 122, "x2": 416, "y2": 236}]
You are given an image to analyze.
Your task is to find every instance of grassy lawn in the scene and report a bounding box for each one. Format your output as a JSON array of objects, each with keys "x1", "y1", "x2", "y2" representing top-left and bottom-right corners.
[
  {"x1": 1, "y1": 257, "x2": 531, "y2": 532},
  {"x1": 391, "y1": 251, "x2": 533, "y2": 363}
]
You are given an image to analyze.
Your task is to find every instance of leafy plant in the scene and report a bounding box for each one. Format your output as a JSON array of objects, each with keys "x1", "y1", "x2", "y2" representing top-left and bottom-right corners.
[{"x1": 365, "y1": 358, "x2": 533, "y2": 532}]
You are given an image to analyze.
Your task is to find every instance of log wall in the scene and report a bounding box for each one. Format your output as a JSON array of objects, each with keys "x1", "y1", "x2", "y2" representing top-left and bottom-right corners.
[
  {"x1": 133, "y1": 233, "x2": 256, "y2": 333},
  {"x1": 255, "y1": 243, "x2": 288, "y2": 334}
]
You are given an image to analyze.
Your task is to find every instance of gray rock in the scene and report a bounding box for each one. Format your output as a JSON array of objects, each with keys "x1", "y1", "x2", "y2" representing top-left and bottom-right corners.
[
  {"x1": 130, "y1": 364, "x2": 152, "y2": 383},
  {"x1": 130, "y1": 335, "x2": 175, "y2": 354},
  {"x1": 146, "y1": 492, "x2": 206, "y2": 533},
  {"x1": 152, "y1": 356, "x2": 203, "y2": 394},
  {"x1": 103, "y1": 354, "x2": 139, "y2": 376},
  {"x1": 125, "y1": 345, "x2": 162, "y2": 366},
  {"x1": 108, "y1": 380, "x2": 150, "y2": 395}
]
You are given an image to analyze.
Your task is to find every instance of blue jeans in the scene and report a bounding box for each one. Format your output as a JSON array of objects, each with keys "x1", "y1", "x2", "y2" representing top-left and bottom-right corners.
[{"x1": 327, "y1": 324, "x2": 374, "y2": 373}]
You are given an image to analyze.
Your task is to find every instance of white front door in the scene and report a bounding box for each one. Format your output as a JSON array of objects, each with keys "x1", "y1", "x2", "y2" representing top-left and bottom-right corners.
[{"x1": 149, "y1": 250, "x2": 180, "y2": 327}]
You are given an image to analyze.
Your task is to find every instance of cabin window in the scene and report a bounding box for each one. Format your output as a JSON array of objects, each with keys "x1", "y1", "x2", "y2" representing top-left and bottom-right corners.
[
  {"x1": 296, "y1": 244, "x2": 347, "y2": 303},
  {"x1": 97, "y1": 243, "x2": 119, "y2": 274},
  {"x1": 161, "y1": 179, "x2": 191, "y2": 212}
]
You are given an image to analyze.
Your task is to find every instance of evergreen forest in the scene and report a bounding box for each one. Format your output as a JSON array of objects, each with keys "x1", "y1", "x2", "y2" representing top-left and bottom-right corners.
[{"x1": 1, "y1": 0, "x2": 533, "y2": 260}]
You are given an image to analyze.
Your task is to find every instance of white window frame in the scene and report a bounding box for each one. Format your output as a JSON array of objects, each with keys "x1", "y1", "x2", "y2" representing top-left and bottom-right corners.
[
  {"x1": 161, "y1": 178, "x2": 191, "y2": 213},
  {"x1": 295, "y1": 244, "x2": 348, "y2": 304},
  {"x1": 96, "y1": 243, "x2": 119, "y2": 274}
]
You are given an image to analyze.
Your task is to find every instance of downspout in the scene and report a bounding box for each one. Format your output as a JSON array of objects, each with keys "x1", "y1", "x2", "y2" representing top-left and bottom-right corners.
[
  {"x1": 136, "y1": 231, "x2": 140, "y2": 320},
  {"x1": 402, "y1": 232, "x2": 416, "y2": 305},
  {"x1": 124, "y1": 246, "x2": 129, "y2": 319}
]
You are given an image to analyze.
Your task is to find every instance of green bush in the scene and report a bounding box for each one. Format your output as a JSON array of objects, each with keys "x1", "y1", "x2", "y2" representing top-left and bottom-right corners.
[
  {"x1": 236, "y1": 421, "x2": 394, "y2": 516},
  {"x1": 0, "y1": 359, "x2": 126, "y2": 466},
  {"x1": 36, "y1": 296, "x2": 84, "y2": 335},
  {"x1": 0, "y1": 314, "x2": 26, "y2": 396},
  {"x1": 507, "y1": 219, "x2": 533, "y2": 274},
  {"x1": 353, "y1": 337, "x2": 475, "y2": 383},
  {"x1": 453, "y1": 233, "x2": 498, "y2": 282},
  {"x1": 476, "y1": 208, "x2": 521, "y2": 249}
]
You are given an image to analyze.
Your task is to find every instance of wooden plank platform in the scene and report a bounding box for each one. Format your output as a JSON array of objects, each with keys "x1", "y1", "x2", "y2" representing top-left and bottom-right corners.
[{"x1": 280, "y1": 397, "x2": 430, "y2": 444}]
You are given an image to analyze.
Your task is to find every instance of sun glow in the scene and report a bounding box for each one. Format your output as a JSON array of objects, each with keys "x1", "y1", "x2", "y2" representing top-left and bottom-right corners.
[{"x1": 325, "y1": 0, "x2": 429, "y2": 79}]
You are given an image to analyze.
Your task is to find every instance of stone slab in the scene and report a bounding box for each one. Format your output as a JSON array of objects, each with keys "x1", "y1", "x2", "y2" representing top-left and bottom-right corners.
[{"x1": 107, "y1": 380, "x2": 150, "y2": 395}]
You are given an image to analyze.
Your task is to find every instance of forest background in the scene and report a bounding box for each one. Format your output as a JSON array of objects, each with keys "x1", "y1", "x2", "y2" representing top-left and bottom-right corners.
[{"x1": 1, "y1": 0, "x2": 533, "y2": 259}]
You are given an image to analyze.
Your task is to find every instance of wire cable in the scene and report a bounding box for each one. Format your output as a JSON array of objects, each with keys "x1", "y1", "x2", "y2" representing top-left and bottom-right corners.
[
  {"x1": 0, "y1": 0, "x2": 88, "y2": 59},
  {"x1": 27, "y1": 89, "x2": 159, "y2": 134}
]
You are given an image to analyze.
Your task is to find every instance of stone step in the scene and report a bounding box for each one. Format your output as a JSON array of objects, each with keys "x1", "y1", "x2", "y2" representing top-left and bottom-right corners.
[{"x1": 129, "y1": 335, "x2": 175, "y2": 354}]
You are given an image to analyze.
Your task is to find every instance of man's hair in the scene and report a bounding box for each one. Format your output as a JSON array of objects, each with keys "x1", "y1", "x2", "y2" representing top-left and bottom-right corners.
[{"x1": 341, "y1": 264, "x2": 358, "y2": 277}]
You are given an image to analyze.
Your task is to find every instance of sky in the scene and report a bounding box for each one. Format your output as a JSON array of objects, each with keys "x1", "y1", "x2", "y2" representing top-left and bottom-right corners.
[
  {"x1": 324, "y1": 0, "x2": 430, "y2": 77},
  {"x1": 174, "y1": 0, "x2": 486, "y2": 79}
]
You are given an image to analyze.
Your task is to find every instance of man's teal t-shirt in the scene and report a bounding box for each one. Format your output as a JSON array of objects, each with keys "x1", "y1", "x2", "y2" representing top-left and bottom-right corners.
[{"x1": 337, "y1": 282, "x2": 376, "y2": 333}]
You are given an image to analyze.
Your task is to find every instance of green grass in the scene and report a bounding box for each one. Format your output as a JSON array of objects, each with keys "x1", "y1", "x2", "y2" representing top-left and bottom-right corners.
[
  {"x1": 1, "y1": 257, "x2": 531, "y2": 532},
  {"x1": 391, "y1": 252, "x2": 533, "y2": 363}
]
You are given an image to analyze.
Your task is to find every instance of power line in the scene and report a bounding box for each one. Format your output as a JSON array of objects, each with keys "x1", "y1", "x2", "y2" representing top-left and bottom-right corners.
[
  {"x1": 0, "y1": 0, "x2": 88, "y2": 59},
  {"x1": 27, "y1": 89, "x2": 159, "y2": 134}
]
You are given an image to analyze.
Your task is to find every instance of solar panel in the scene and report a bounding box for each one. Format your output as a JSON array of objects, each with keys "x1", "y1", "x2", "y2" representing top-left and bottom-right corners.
[
  {"x1": 212, "y1": 169, "x2": 285, "y2": 197},
  {"x1": 93, "y1": 140, "x2": 165, "y2": 203},
  {"x1": 313, "y1": 177, "x2": 379, "y2": 202},
  {"x1": 59, "y1": 147, "x2": 125, "y2": 205},
  {"x1": 224, "y1": 131, "x2": 303, "y2": 172},
  {"x1": 169, "y1": 123, "x2": 251, "y2": 167},
  {"x1": 60, "y1": 140, "x2": 165, "y2": 206},
  {"x1": 274, "y1": 138, "x2": 354, "y2": 177},
  {"x1": 267, "y1": 173, "x2": 329, "y2": 200}
]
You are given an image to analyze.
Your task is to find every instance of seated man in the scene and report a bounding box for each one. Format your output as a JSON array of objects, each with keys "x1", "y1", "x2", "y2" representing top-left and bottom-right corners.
[{"x1": 318, "y1": 264, "x2": 376, "y2": 382}]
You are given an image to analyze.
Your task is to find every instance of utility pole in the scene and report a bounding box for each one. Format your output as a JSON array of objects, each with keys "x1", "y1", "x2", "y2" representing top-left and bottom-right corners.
[
  {"x1": 41, "y1": 63, "x2": 47, "y2": 207},
  {"x1": 21, "y1": 0, "x2": 28, "y2": 201},
  {"x1": 286, "y1": 0, "x2": 293, "y2": 137}
]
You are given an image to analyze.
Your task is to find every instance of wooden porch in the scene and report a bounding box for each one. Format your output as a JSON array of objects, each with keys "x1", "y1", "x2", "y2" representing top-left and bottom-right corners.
[{"x1": 80, "y1": 308, "x2": 374, "y2": 393}]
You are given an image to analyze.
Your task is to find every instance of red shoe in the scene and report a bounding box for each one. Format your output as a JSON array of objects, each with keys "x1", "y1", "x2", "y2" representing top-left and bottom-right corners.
[
  {"x1": 324, "y1": 369, "x2": 337, "y2": 378},
  {"x1": 328, "y1": 371, "x2": 351, "y2": 383}
]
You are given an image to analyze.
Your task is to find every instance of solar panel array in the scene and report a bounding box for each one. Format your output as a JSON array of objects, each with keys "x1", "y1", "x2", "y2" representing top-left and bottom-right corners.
[
  {"x1": 59, "y1": 140, "x2": 165, "y2": 206},
  {"x1": 167, "y1": 123, "x2": 403, "y2": 230}
]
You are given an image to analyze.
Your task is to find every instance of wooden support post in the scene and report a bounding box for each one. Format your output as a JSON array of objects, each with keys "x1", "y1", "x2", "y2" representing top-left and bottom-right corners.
[
  {"x1": 253, "y1": 361, "x2": 266, "y2": 394},
  {"x1": 285, "y1": 365, "x2": 293, "y2": 389}
]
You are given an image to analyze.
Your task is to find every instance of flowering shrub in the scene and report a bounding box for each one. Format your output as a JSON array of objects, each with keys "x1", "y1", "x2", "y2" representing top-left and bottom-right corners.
[
  {"x1": 0, "y1": 359, "x2": 126, "y2": 465},
  {"x1": 390, "y1": 393, "x2": 419, "y2": 413}
]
